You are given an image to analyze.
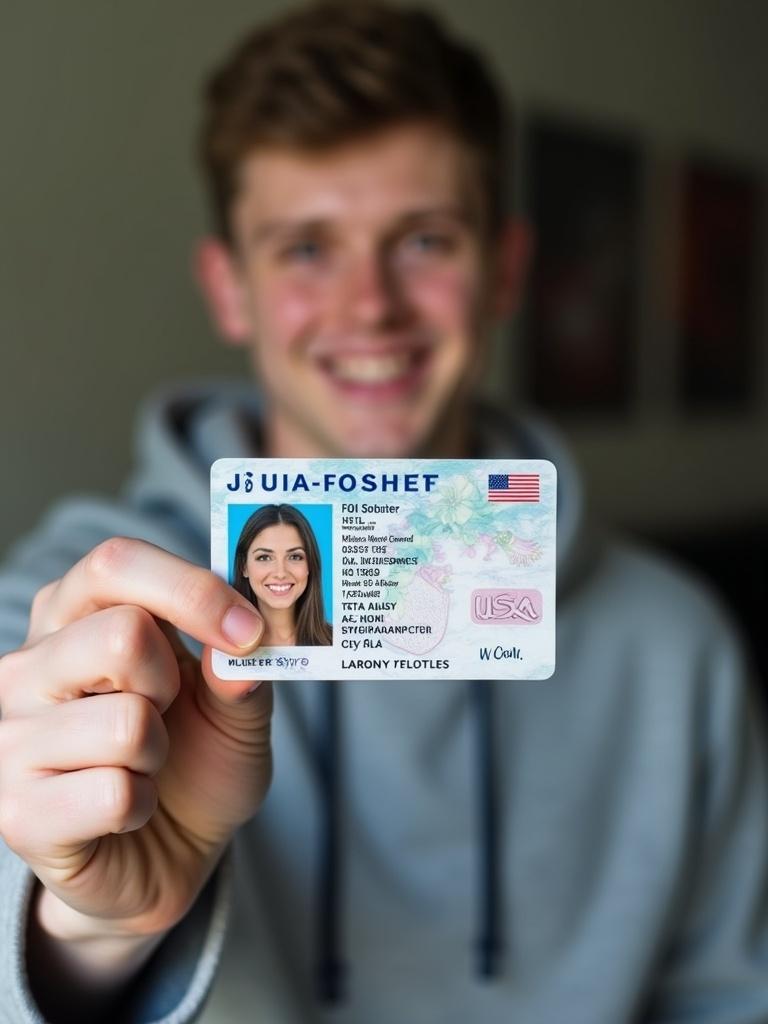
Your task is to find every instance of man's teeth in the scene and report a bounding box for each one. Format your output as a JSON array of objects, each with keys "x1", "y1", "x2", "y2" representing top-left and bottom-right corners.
[{"x1": 330, "y1": 354, "x2": 413, "y2": 384}]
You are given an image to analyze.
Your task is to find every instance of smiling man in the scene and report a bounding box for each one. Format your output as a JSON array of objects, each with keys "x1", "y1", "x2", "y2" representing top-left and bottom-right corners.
[
  {"x1": 2, "y1": 4, "x2": 768, "y2": 1024},
  {"x1": 197, "y1": 121, "x2": 516, "y2": 460}
]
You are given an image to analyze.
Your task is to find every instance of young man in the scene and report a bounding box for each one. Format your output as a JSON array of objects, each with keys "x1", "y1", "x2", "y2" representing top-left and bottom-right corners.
[{"x1": 1, "y1": 4, "x2": 768, "y2": 1022}]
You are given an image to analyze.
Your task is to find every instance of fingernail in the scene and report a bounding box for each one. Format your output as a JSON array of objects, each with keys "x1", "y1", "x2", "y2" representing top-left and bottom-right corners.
[{"x1": 221, "y1": 605, "x2": 263, "y2": 648}]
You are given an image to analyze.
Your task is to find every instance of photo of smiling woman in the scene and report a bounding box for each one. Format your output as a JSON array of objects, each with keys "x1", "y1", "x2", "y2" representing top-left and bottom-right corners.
[{"x1": 233, "y1": 504, "x2": 333, "y2": 646}]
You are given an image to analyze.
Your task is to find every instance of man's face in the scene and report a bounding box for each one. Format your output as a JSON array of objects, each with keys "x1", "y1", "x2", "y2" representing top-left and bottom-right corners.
[{"x1": 204, "y1": 123, "x2": 518, "y2": 458}]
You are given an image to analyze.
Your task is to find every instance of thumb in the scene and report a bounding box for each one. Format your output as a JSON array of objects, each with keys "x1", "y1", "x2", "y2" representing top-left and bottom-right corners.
[
  {"x1": 199, "y1": 644, "x2": 274, "y2": 724},
  {"x1": 164, "y1": 646, "x2": 273, "y2": 845}
]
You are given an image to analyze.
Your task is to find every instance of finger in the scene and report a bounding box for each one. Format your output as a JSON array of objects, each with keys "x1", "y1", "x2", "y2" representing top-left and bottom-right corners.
[
  {"x1": 200, "y1": 645, "x2": 272, "y2": 712},
  {"x1": 28, "y1": 537, "x2": 264, "y2": 654},
  {"x1": 3, "y1": 693, "x2": 169, "y2": 777},
  {"x1": 27, "y1": 578, "x2": 61, "y2": 630},
  {"x1": 0, "y1": 606, "x2": 180, "y2": 718},
  {"x1": 1, "y1": 768, "x2": 157, "y2": 859}
]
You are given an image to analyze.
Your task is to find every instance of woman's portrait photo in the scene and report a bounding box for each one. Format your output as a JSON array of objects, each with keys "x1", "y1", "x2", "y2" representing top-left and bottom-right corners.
[{"x1": 232, "y1": 504, "x2": 333, "y2": 647}]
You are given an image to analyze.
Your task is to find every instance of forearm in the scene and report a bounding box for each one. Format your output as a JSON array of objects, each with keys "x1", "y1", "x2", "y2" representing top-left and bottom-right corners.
[{"x1": 26, "y1": 883, "x2": 168, "y2": 1024}]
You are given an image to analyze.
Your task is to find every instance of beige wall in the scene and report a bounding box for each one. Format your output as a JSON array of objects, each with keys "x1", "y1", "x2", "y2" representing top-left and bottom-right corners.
[{"x1": 2, "y1": 1, "x2": 767, "y2": 553}]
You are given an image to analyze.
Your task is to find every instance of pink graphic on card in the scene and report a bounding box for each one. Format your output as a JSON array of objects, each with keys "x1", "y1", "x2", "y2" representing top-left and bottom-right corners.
[{"x1": 471, "y1": 589, "x2": 542, "y2": 625}]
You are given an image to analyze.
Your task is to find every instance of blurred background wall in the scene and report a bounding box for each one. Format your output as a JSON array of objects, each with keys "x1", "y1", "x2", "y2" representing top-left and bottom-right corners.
[{"x1": 2, "y1": 0, "x2": 767, "y2": 553}]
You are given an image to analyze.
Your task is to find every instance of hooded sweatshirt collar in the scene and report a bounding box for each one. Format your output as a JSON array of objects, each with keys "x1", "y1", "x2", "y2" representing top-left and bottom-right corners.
[{"x1": 127, "y1": 379, "x2": 596, "y2": 600}]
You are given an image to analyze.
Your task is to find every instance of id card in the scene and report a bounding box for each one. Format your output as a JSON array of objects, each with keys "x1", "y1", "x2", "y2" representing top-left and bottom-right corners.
[{"x1": 211, "y1": 459, "x2": 556, "y2": 680}]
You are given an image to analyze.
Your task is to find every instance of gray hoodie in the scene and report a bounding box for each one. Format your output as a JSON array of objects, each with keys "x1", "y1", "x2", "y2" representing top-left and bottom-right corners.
[{"x1": 1, "y1": 382, "x2": 768, "y2": 1024}]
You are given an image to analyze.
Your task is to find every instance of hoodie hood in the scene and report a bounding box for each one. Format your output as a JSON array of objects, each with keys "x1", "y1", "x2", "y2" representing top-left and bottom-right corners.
[{"x1": 127, "y1": 379, "x2": 598, "y2": 603}]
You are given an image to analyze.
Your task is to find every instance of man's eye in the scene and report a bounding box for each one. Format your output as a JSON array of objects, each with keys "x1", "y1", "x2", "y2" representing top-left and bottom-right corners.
[
  {"x1": 278, "y1": 240, "x2": 323, "y2": 263},
  {"x1": 404, "y1": 232, "x2": 456, "y2": 256}
]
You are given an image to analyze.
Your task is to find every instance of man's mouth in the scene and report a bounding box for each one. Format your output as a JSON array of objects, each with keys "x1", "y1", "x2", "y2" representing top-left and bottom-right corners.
[{"x1": 316, "y1": 348, "x2": 430, "y2": 393}]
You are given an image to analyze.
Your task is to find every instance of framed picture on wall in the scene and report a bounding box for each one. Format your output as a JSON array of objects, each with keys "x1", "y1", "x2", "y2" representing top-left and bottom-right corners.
[
  {"x1": 678, "y1": 159, "x2": 762, "y2": 412},
  {"x1": 523, "y1": 113, "x2": 642, "y2": 415}
]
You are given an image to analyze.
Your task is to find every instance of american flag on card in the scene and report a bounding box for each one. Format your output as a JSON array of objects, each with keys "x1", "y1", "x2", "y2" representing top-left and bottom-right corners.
[{"x1": 488, "y1": 473, "x2": 540, "y2": 502}]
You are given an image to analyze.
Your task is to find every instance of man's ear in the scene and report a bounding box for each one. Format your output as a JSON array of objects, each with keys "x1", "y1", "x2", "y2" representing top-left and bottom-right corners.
[
  {"x1": 491, "y1": 217, "x2": 534, "y2": 320},
  {"x1": 194, "y1": 237, "x2": 252, "y2": 345}
]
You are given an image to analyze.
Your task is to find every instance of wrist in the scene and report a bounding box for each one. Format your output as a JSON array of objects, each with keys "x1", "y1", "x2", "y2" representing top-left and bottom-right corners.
[
  {"x1": 38, "y1": 883, "x2": 164, "y2": 943},
  {"x1": 33, "y1": 884, "x2": 167, "y2": 986}
]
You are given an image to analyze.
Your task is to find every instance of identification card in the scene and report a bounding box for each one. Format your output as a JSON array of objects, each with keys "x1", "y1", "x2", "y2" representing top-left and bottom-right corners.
[{"x1": 211, "y1": 459, "x2": 556, "y2": 680}]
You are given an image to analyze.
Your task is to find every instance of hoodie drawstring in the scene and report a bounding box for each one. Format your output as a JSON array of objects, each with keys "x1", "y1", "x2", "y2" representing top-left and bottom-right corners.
[
  {"x1": 315, "y1": 679, "x2": 501, "y2": 1004},
  {"x1": 471, "y1": 679, "x2": 503, "y2": 977}
]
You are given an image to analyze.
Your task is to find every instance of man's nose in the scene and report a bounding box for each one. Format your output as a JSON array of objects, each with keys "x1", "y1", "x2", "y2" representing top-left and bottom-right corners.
[{"x1": 338, "y1": 251, "x2": 407, "y2": 330}]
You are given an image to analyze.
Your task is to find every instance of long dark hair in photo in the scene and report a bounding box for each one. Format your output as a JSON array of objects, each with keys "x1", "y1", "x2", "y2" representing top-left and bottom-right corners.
[{"x1": 233, "y1": 503, "x2": 332, "y2": 646}]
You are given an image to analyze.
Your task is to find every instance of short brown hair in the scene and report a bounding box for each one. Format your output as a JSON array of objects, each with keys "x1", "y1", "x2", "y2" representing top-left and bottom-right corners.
[{"x1": 199, "y1": 1, "x2": 509, "y2": 242}]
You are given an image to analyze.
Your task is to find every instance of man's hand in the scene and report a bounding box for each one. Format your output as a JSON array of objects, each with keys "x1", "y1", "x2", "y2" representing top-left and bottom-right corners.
[{"x1": 0, "y1": 537, "x2": 272, "y2": 944}]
